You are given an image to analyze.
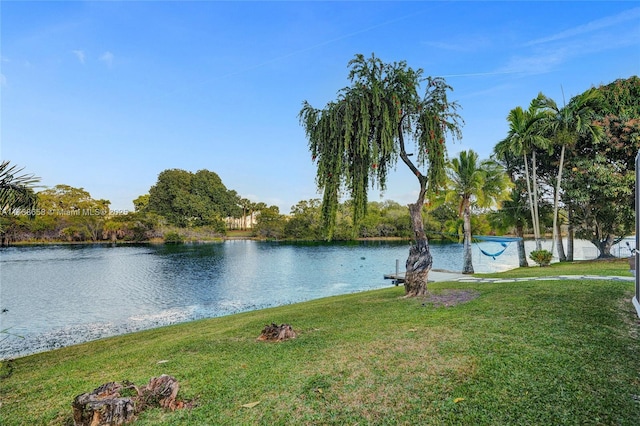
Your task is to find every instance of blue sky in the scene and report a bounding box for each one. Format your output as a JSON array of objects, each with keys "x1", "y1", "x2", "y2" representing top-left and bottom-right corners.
[{"x1": 2, "y1": 1, "x2": 639, "y2": 213}]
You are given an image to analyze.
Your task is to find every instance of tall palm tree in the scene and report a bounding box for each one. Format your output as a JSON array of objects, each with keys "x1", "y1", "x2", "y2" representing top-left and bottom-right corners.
[
  {"x1": 0, "y1": 160, "x2": 40, "y2": 214},
  {"x1": 238, "y1": 198, "x2": 252, "y2": 230},
  {"x1": 495, "y1": 99, "x2": 550, "y2": 250},
  {"x1": 535, "y1": 88, "x2": 603, "y2": 260},
  {"x1": 446, "y1": 150, "x2": 513, "y2": 274}
]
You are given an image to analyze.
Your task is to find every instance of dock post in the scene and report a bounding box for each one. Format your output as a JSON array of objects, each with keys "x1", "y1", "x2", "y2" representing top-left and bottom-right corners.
[{"x1": 395, "y1": 259, "x2": 399, "y2": 277}]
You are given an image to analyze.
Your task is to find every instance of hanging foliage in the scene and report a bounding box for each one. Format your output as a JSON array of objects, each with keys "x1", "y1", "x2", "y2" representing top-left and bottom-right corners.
[{"x1": 299, "y1": 53, "x2": 462, "y2": 241}]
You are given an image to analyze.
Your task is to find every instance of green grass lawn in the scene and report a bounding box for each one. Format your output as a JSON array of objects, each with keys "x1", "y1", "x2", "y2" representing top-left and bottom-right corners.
[
  {"x1": 1, "y1": 259, "x2": 639, "y2": 425},
  {"x1": 225, "y1": 230, "x2": 255, "y2": 238}
]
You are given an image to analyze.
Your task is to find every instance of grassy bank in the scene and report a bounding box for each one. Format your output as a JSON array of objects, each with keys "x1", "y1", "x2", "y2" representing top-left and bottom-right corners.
[{"x1": 1, "y1": 259, "x2": 639, "y2": 425}]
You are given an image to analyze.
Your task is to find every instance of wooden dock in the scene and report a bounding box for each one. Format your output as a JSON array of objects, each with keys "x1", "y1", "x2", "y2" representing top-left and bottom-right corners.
[
  {"x1": 384, "y1": 259, "x2": 464, "y2": 285},
  {"x1": 383, "y1": 272, "x2": 405, "y2": 285},
  {"x1": 384, "y1": 259, "x2": 405, "y2": 285},
  {"x1": 384, "y1": 269, "x2": 466, "y2": 285}
]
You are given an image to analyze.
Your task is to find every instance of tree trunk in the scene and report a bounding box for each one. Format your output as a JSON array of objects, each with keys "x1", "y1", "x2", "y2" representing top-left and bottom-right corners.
[
  {"x1": 531, "y1": 150, "x2": 542, "y2": 250},
  {"x1": 523, "y1": 152, "x2": 541, "y2": 250},
  {"x1": 567, "y1": 211, "x2": 574, "y2": 261},
  {"x1": 398, "y1": 129, "x2": 432, "y2": 297},
  {"x1": 461, "y1": 200, "x2": 474, "y2": 274},
  {"x1": 551, "y1": 144, "x2": 566, "y2": 259},
  {"x1": 404, "y1": 196, "x2": 432, "y2": 297},
  {"x1": 242, "y1": 206, "x2": 248, "y2": 231},
  {"x1": 555, "y1": 219, "x2": 567, "y2": 261},
  {"x1": 596, "y1": 235, "x2": 616, "y2": 258},
  {"x1": 516, "y1": 223, "x2": 528, "y2": 267}
]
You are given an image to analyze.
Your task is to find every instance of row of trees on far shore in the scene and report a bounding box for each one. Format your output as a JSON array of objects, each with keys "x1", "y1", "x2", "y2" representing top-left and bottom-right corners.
[{"x1": 0, "y1": 180, "x2": 505, "y2": 246}]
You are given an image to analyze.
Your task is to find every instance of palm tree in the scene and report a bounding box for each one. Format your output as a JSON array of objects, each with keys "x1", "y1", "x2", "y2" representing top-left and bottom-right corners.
[
  {"x1": 495, "y1": 99, "x2": 550, "y2": 250},
  {"x1": 446, "y1": 150, "x2": 513, "y2": 274},
  {"x1": 238, "y1": 198, "x2": 252, "y2": 230},
  {"x1": 0, "y1": 160, "x2": 40, "y2": 214},
  {"x1": 535, "y1": 89, "x2": 603, "y2": 260},
  {"x1": 0, "y1": 161, "x2": 40, "y2": 245}
]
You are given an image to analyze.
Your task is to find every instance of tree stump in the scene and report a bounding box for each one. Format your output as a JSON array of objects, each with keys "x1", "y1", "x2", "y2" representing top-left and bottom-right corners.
[
  {"x1": 72, "y1": 382, "x2": 136, "y2": 426},
  {"x1": 72, "y1": 375, "x2": 183, "y2": 426},
  {"x1": 257, "y1": 323, "x2": 297, "y2": 341},
  {"x1": 141, "y1": 374, "x2": 181, "y2": 410}
]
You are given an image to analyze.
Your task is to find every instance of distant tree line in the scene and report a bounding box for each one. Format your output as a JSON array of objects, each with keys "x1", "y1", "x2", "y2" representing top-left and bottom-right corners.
[
  {"x1": 0, "y1": 184, "x2": 162, "y2": 244},
  {"x1": 0, "y1": 168, "x2": 255, "y2": 244},
  {"x1": 0, "y1": 175, "x2": 491, "y2": 244}
]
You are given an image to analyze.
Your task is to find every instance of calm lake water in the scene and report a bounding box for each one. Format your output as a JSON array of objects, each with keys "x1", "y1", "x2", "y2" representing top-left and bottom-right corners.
[{"x1": 0, "y1": 238, "x2": 622, "y2": 359}]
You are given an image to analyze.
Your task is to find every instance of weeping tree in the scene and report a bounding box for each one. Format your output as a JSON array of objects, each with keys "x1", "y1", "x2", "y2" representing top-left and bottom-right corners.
[{"x1": 299, "y1": 53, "x2": 462, "y2": 297}]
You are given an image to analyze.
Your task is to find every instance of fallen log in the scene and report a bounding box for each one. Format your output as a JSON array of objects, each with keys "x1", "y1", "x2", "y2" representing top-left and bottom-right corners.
[
  {"x1": 257, "y1": 323, "x2": 297, "y2": 341},
  {"x1": 72, "y1": 375, "x2": 184, "y2": 426}
]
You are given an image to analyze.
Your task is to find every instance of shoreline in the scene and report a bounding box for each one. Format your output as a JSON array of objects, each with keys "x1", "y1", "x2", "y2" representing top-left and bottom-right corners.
[
  {"x1": 0, "y1": 284, "x2": 398, "y2": 360},
  {"x1": 1, "y1": 268, "x2": 468, "y2": 360}
]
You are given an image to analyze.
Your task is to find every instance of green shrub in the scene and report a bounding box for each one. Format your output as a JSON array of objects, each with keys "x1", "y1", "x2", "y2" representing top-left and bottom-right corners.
[
  {"x1": 529, "y1": 249, "x2": 552, "y2": 266},
  {"x1": 163, "y1": 231, "x2": 184, "y2": 244}
]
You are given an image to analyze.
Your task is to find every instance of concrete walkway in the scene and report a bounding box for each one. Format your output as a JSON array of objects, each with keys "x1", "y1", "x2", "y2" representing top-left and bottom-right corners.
[
  {"x1": 428, "y1": 270, "x2": 468, "y2": 282},
  {"x1": 452, "y1": 274, "x2": 634, "y2": 283},
  {"x1": 387, "y1": 270, "x2": 468, "y2": 283},
  {"x1": 391, "y1": 270, "x2": 634, "y2": 284}
]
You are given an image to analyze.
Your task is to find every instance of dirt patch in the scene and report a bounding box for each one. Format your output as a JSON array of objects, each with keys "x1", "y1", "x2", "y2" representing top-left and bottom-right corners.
[{"x1": 421, "y1": 289, "x2": 480, "y2": 307}]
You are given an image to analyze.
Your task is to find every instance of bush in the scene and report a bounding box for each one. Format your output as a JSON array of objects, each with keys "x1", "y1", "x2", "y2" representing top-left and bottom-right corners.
[
  {"x1": 529, "y1": 249, "x2": 552, "y2": 267},
  {"x1": 163, "y1": 231, "x2": 184, "y2": 244}
]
